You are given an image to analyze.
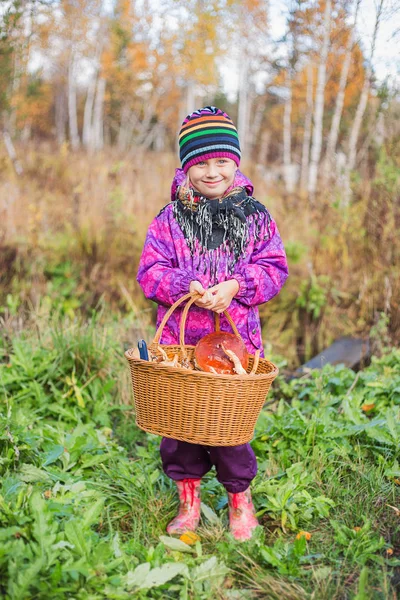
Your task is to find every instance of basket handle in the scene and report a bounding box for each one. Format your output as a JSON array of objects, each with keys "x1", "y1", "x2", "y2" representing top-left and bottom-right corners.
[
  {"x1": 150, "y1": 292, "x2": 193, "y2": 351},
  {"x1": 179, "y1": 295, "x2": 243, "y2": 359},
  {"x1": 150, "y1": 291, "x2": 243, "y2": 355},
  {"x1": 250, "y1": 349, "x2": 261, "y2": 375}
]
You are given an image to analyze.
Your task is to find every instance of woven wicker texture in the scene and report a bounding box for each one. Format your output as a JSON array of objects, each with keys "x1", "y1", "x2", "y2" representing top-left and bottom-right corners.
[{"x1": 125, "y1": 292, "x2": 278, "y2": 446}]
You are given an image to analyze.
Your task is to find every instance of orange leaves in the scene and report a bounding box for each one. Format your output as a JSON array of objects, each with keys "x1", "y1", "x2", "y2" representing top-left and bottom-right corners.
[
  {"x1": 179, "y1": 531, "x2": 200, "y2": 545},
  {"x1": 361, "y1": 403, "x2": 375, "y2": 413}
]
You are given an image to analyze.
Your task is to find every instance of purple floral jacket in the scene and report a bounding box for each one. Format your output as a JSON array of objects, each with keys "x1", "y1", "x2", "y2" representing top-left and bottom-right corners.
[{"x1": 137, "y1": 169, "x2": 288, "y2": 357}]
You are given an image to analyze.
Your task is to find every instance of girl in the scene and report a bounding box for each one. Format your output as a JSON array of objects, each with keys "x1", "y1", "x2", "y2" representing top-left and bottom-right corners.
[{"x1": 137, "y1": 106, "x2": 288, "y2": 541}]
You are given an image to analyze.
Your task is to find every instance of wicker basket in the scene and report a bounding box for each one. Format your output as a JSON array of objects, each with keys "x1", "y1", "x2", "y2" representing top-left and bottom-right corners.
[{"x1": 125, "y1": 292, "x2": 278, "y2": 446}]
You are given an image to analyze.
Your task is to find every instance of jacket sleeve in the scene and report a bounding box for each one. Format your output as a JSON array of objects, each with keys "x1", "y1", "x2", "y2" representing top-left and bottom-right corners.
[
  {"x1": 137, "y1": 210, "x2": 194, "y2": 307},
  {"x1": 232, "y1": 214, "x2": 289, "y2": 307}
]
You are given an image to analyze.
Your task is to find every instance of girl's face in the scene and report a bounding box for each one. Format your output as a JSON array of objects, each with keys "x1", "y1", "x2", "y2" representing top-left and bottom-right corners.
[{"x1": 188, "y1": 158, "x2": 237, "y2": 199}]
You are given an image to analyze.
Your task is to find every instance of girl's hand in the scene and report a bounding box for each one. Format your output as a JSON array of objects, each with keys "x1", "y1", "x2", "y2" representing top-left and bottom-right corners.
[
  {"x1": 189, "y1": 280, "x2": 216, "y2": 309},
  {"x1": 207, "y1": 280, "x2": 239, "y2": 313}
]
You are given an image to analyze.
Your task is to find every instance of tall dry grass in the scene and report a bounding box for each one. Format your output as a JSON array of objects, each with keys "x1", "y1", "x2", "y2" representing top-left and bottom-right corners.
[{"x1": 0, "y1": 142, "x2": 399, "y2": 366}]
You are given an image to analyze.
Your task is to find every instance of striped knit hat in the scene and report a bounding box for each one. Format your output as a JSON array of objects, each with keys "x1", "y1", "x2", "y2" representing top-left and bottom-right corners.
[{"x1": 179, "y1": 106, "x2": 241, "y2": 173}]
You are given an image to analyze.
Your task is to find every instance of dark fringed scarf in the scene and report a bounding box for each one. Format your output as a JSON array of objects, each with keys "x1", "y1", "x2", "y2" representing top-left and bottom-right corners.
[{"x1": 172, "y1": 185, "x2": 271, "y2": 284}]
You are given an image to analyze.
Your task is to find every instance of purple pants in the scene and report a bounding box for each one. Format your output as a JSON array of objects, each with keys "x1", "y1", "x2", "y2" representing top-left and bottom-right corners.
[{"x1": 160, "y1": 438, "x2": 257, "y2": 493}]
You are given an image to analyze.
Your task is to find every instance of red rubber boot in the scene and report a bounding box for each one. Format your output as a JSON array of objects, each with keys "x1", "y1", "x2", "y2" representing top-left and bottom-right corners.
[
  {"x1": 166, "y1": 478, "x2": 201, "y2": 535},
  {"x1": 227, "y1": 488, "x2": 259, "y2": 541}
]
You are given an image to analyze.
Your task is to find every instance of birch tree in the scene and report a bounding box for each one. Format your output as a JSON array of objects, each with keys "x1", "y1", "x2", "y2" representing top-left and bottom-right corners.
[
  {"x1": 231, "y1": 0, "x2": 267, "y2": 159},
  {"x1": 55, "y1": 85, "x2": 67, "y2": 144},
  {"x1": 300, "y1": 63, "x2": 314, "y2": 192},
  {"x1": 307, "y1": 0, "x2": 332, "y2": 201},
  {"x1": 92, "y1": 75, "x2": 105, "y2": 150},
  {"x1": 0, "y1": 0, "x2": 40, "y2": 135},
  {"x1": 83, "y1": 29, "x2": 107, "y2": 152},
  {"x1": 283, "y1": 69, "x2": 294, "y2": 192},
  {"x1": 322, "y1": 0, "x2": 361, "y2": 186},
  {"x1": 238, "y1": 51, "x2": 250, "y2": 157},
  {"x1": 38, "y1": 0, "x2": 103, "y2": 150},
  {"x1": 342, "y1": 0, "x2": 385, "y2": 205},
  {"x1": 282, "y1": 0, "x2": 305, "y2": 193},
  {"x1": 83, "y1": 74, "x2": 96, "y2": 148},
  {"x1": 68, "y1": 51, "x2": 80, "y2": 150}
]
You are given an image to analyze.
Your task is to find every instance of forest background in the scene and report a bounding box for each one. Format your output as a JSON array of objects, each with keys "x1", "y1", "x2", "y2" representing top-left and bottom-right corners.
[{"x1": 1, "y1": 0, "x2": 400, "y2": 365}]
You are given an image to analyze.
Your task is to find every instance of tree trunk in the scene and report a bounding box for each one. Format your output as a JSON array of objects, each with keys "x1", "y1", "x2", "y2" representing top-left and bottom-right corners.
[
  {"x1": 283, "y1": 71, "x2": 293, "y2": 193},
  {"x1": 154, "y1": 124, "x2": 165, "y2": 152},
  {"x1": 342, "y1": 0, "x2": 384, "y2": 205},
  {"x1": 186, "y1": 80, "x2": 195, "y2": 115},
  {"x1": 3, "y1": 131, "x2": 23, "y2": 175},
  {"x1": 83, "y1": 76, "x2": 97, "y2": 149},
  {"x1": 68, "y1": 53, "x2": 80, "y2": 150},
  {"x1": 83, "y1": 39, "x2": 104, "y2": 150},
  {"x1": 92, "y1": 76, "x2": 105, "y2": 151},
  {"x1": 259, "y1": 130, "x2": 271, "y2": 166},
  {"x1": 307, "y1": 0, "x2": 332, "y2": 202},
  {"x1": 300, "y1": 64, "x2": 313, "y2": 192},
  {"x1": 248, "y1": 100, "x2": 264, "y2": 160},
  {"x1": 237, "y1": 51, "x2": 249, "y2": 157},
  {"x1": 323, "y1": 0, "x2": 360, "y2": 186},
  {"x1": 117, "y1": 104, "x2": 132, "y2": 151},
  {"x1": 55, "y1": 87, "x2": 67, "y2": 145}
]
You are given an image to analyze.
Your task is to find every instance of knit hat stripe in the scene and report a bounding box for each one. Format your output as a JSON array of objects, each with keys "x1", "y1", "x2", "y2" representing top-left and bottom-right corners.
[
  {"x1": 182, "y1": 144, "x2": 241, "y2": 166},
  {"x1": 180, "y1": 135, "x2": 241, "y2": 157},
  {"x1": 179, "y1": 128, "x2": 239, "y2": 147},
  {"x1": 180, "y1": 116, "x2": 235, "y2": 134},
  {"x1": 179, "y1": 121, "x2": 237, "y2": 141},
  {"x1": 179, "y1": 106, "x2": 241, "y2": 173},
  {"x1": 180, "y1": 115, "x2": 234, "y2": 130}
]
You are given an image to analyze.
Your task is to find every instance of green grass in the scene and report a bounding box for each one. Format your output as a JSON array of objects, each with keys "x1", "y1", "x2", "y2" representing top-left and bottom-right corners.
[{"x1": 1, "y1": 310, "x2": 400, "y2": 599}]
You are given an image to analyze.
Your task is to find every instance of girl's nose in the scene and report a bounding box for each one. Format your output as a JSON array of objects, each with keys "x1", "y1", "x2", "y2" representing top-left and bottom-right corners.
[{"x1": 205, "y1": 163, "x2": 218, "y2": 178}]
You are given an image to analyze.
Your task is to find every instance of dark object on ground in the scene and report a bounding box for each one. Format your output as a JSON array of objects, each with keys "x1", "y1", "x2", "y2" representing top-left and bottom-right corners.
[{"x1": 287, "y1": 337, "x2": 371, "y2": 380}]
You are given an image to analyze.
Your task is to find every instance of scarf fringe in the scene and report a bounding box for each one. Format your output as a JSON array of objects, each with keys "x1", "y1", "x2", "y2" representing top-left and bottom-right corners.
[{"x1": 173, "y1": 187, "x2": 271, "y2": 284}]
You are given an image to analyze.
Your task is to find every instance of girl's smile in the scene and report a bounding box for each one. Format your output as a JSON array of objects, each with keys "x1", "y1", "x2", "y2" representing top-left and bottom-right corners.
[
  {"x1": 188, "y1": 158, "x2": 237, "y2": 199},
  {"x1": 204, "y1": 179, "x2": 223, "y2": 186}
]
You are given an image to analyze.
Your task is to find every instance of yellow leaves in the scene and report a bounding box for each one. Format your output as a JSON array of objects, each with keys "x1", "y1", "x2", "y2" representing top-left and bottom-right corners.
[
  {"x1": 14, "y1": 81, "x2": 53, "y2": 134},
  {"x1": 296, "y1": 531, "x2": 311, "y2": 541},
  {"x1": 63, "y1": 373, "x2": 85, "y2": 408},
  {"x1": 179, "y1": 531, "x2": 200, "y2": 545}
]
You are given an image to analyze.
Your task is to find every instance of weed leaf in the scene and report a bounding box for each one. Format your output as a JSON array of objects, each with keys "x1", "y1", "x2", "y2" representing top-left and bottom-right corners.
[
  {"x1": 201, "y1": 502, "x2": 220, "y2": 524},
  {"x1": 159, "y1": 535, "x2": 195, "y2": 553}
]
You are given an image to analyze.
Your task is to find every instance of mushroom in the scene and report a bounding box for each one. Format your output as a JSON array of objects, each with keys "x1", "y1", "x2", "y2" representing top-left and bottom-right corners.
[
  {"x1": 208, "y1": 366, "x2": 219, "y2": 375},
  {"x1": 181, "y1": 356, "x2": 194, "y2": 370},
  {"x1": 221, "y1": 344, "x2": 247, "y2": 375},
  {"x1": 156, "y1": 346, "x2": 182, "y2": 368}
]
